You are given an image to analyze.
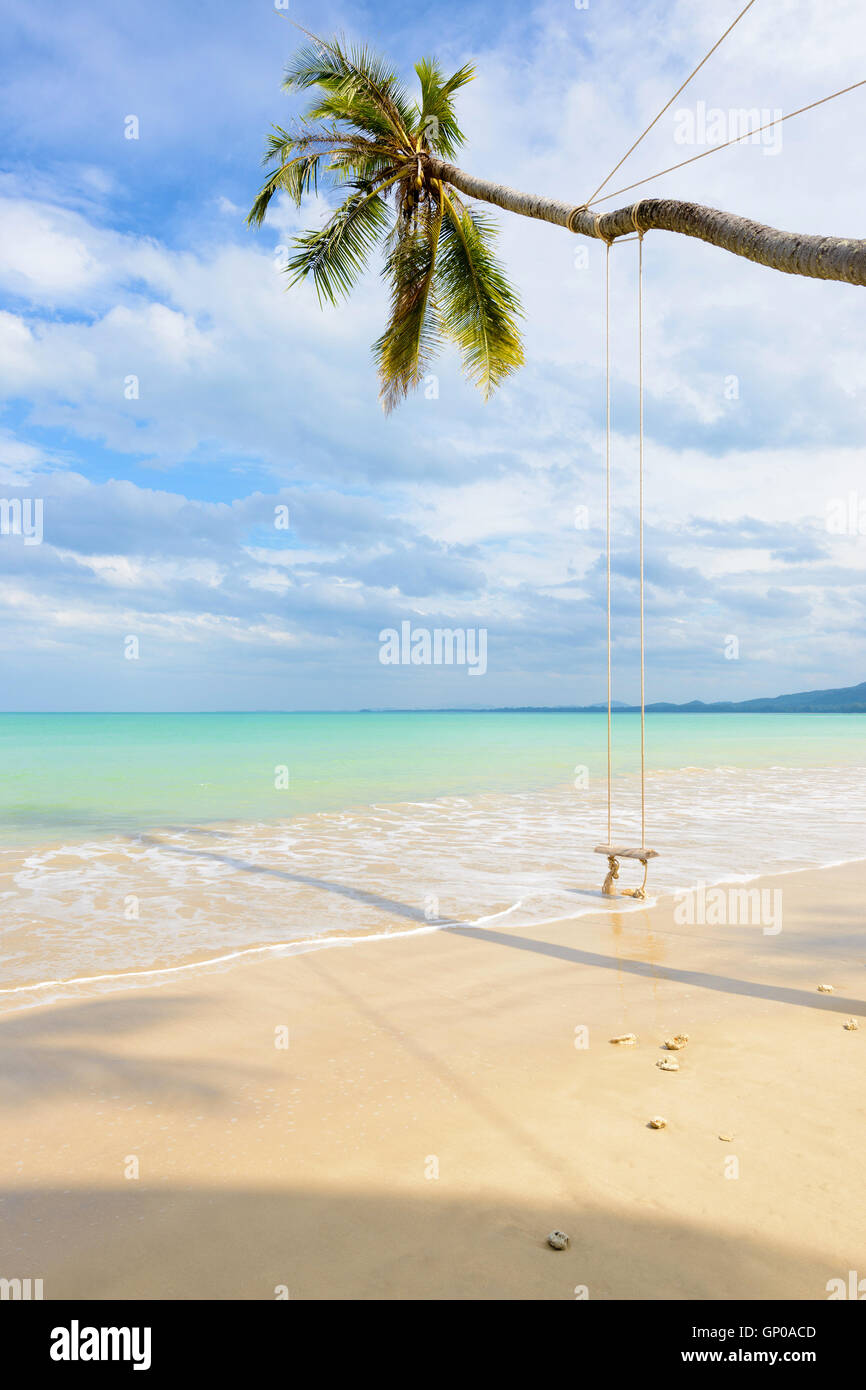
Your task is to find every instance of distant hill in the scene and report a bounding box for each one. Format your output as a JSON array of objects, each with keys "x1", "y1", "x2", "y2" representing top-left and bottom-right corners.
[
  {"x1": 642, "y1": 680, "x2": 866, "y2": 714},
  {"x1": 486, "y1": 680, "x2": 866, "y2": 714}
]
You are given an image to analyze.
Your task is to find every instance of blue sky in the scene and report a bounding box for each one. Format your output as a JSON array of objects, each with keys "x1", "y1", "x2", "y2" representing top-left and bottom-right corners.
[{"x1": 1, "y1": 0, "x2": 865, "y2": 710}]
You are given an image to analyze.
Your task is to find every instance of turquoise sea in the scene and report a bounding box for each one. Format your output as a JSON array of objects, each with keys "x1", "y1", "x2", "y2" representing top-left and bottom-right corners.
[
  {"x1": 1, "y1": 712, "x2": 865, "y2": 1007},
  {"x1": 2, "y1": 711, "x2": 865, "y2": 846}
]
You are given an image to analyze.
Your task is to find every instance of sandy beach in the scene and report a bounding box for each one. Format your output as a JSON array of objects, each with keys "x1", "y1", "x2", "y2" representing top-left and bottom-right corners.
[{"x1": 0, "y1": 858, "x2": 863, "y2": 1301}]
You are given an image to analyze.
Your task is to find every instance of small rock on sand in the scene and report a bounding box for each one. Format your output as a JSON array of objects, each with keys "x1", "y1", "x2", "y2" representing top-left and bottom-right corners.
[
  {"x1": 648, "y1": 1116, "x2": 667, "y2": 1129},
  {"x1": 609, "y1": 1033, "x2": 638, "y2": 1046}
]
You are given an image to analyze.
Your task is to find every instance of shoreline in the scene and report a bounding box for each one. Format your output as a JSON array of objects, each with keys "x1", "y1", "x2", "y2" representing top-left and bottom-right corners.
[
  {"x1": 4, "y1": 752, "x2": 866, "y2": 1009},
  {"x1": 1, "y1": 858, "x2": 863, "y2": 1299},
  {"x1": 4, "y1": 852, "x2": 866, "y2": 1013}
]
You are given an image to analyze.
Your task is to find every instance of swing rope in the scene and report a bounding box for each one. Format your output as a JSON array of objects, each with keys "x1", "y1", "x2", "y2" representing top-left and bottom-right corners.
[
  {"x1": 593, "y1": 4, "x2": 750, "y2": 855},
  {"x1": 603, "y1": 224, "x2": 647, "y2": 854},
  {"x1": 592, "y1": 0, "x2": 862, "y2": 888},
  {"x1": 604, "y1": 240, "x2": 612, "y2": 846},
  {"x1": 638, "y1": 228, "x2": 646, "y2": 850}
]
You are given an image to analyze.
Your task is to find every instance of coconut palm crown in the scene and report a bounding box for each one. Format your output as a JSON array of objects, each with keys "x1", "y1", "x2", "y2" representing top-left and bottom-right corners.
[{"x1": 247, "y1": 31, "x2": 524, "y2": 412}]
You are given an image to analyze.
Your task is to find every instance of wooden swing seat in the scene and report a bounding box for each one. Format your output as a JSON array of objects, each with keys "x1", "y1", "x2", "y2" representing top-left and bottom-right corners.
[
  {"x1": 594, "y1": 845, "x2": 659, "y2": 900},
  {"x1": 594, "y1": 845, "x2": 658, "y2": 862}
]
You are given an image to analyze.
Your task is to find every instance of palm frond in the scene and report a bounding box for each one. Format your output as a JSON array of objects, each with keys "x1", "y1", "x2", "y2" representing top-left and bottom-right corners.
[
  {"x1": 248, "y1": 155, "x2": 324, "y2": 227},
  {"x1": 436, "y1": 193, "x2": 524, "y2": 397},
  {"x1": 412, "y1": 58, "x2": 475, "y2": 158},
  {"x1": 374, "y1": 205, "x2": 444, "y2": 412},
  {"x1": 283, "y1": 34, "x2": 414, "y2": 146},
  {"x1": 247, "y1": 123, "x2": 349, "y2": 225},
  {"x1": 303, "y1": 91, "x2": 406, "y2": 145},
  {"x1": 286, "y1": 179, "x2": 396, "y2": 304},
  {"x1": 260, "y1": 122, "x2": 342, "y2": 164}
]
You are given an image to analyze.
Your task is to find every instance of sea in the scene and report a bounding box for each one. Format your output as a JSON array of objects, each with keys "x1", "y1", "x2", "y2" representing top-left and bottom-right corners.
[{"x1": 1, "y1": 711, "x2": 864, "y2": 1009}]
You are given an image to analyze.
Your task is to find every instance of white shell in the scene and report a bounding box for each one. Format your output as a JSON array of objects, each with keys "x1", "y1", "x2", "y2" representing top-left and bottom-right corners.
[
  {"x1": 609, "y1": 1033, "x2": 638, "y2": 1046},
  {"x1": 547, "y1": 1230, "x2": 569, "y2": 1250},
  {"x1": 843, "y1": 1017, "x2": 859, "y2": 1031},
  {"x1": 663, "y1": 1034, "x2": 688, "y2": 1050},
  {"x1": 648, "y1": 1115, "x2": 667, "y2": 1129},
  {"x1": 817, "y1": 984, "x2": 835, "y2": 993},
  {"x1": 657, "y1": 1057, "x2": 679, "y2": 1071}
]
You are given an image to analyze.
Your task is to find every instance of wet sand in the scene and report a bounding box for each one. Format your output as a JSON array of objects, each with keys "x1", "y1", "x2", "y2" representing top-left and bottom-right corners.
[{"x1": 0, "y1": 860, "x2": 863, "y2": 1300}]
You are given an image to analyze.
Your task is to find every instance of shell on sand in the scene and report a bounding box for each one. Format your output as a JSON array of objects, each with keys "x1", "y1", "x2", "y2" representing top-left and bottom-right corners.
[
  {"x1": 657, "y1": 1057, "x2": 679, "y2": 1072},
  {"x1": 609, "y1": 1033, "x2": 638, "y2": 1046},
  {"x1": 843, "y1": 1018, "x2": 859, "y2": 1031},
  {"x1": 817, "y1": 984, "x2": 835, "y2": 993},
  {"x1": 547, "y1": 1230, "x2": 569, "y2": 1250},
  {"x1": 648, "y1": 1116, "x2": 667, "y2": 1129},
  {"x1": 718, "y1": 1133, "x2": 734, "y2": 1142},
  {"x1": 663, "y1": 1034, "x2": 689, "y2": 1050}
]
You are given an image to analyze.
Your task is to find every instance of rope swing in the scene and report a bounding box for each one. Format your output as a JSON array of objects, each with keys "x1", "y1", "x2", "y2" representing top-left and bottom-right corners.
[
  {"x1": 587, "y1": 1, "x2": 763, "y2": 900},
  {"x1": 593, "y1": 225, "x2": 657, "y2": 902},
  {"x1": 577, "y1": 0, "x2": 861, "y2": 899}
]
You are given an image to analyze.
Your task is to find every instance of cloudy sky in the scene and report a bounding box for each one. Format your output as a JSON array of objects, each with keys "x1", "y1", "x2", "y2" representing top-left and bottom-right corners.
[{"x1": 1, "y1": 0, "x2": 865, "y2": 710}]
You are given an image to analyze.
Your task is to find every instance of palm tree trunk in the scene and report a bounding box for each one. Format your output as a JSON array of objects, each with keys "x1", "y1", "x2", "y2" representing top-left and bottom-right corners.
[{"x1": 426, "y1": 157, "x2": 866, "y2": 286}]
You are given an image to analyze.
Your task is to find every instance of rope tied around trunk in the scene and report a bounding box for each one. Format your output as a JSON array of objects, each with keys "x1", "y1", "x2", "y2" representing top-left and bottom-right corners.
[
  {"x1": 567, "y1": 203, "x2": 614, "y2": 242},
  {"x1": 567, "y1": 200, "x2": 648, "y2": 242}
]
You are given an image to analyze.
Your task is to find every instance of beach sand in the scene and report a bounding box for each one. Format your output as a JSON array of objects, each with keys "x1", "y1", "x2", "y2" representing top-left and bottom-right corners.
[{"x1": 1, "y1": 860, "x2": 863, "y2": 1301}]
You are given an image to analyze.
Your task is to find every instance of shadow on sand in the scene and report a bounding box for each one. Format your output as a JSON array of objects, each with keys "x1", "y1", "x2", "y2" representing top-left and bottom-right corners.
[
  {"x1": 136, "y1": 835, "x2": 866, "y2": 1019},
  {"x1": 0, "y1": 1183, "x2": 848, "y2": 1300},
  {"x1": 0, "y1": 995, "x2": 259, "y2": 1106}
]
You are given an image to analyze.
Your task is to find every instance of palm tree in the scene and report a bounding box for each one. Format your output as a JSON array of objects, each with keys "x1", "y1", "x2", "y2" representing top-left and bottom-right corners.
[
  {"x1": 248, "y1": 29, "x2": 866, "y2": 409},
  {"x1": 247, "y1": 32, "x2": 523, "y2": 411}
]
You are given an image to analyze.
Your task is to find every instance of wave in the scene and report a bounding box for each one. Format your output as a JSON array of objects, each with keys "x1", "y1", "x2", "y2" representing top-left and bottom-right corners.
[{"x1": 1, "y1": 763, "x2": 865, "y2": 1011}]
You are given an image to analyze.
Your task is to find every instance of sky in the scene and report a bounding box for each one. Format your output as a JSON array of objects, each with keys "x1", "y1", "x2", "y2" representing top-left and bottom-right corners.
[{"x1": 0, "y1": 0, "x2": 865, "y2": 710}]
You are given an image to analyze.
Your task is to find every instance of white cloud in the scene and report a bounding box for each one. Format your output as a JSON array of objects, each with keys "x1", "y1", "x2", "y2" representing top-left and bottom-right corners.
[{"x1": 2, "y1": 0, "x2": 866, "y2": 705}]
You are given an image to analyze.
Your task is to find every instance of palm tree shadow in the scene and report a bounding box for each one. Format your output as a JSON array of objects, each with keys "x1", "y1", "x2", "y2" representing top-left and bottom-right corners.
[
  {"x1": 136, "y1": 834, "x2": 434, "y2": 923},
  {"x1": 446, "y1": 926, "x2": 866, "y2": 1017},
  {"x1": 137, "y1": 834, "x2": 865, "y2": 1018},
  {"x1": 0, "y1": 995, "x2": 259, "y2": 1107}
]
